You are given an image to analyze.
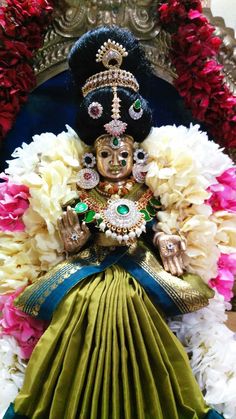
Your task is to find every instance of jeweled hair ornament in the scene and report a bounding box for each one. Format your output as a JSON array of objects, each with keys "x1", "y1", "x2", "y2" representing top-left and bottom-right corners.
[
  {"x1": 95, "y1": 39, "x2": 128, "y2": 69},
  {"x1": 129, "y1": 99, "x2": 143, "y2": 120},
  {"x1": 88, "y1": 102, "x2": 103, "y2": 119},
  {"x1": 82, "y1": 39, "x2": 139, "y2": 97}
]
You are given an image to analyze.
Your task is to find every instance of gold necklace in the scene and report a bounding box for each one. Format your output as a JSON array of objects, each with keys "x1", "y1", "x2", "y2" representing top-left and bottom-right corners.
[
  {"x1": 95, "y1": 177, "x2": 136, "y2": 198},
  {"x1": 77, "y1": 189, "x2": 154, "y2": 245}
]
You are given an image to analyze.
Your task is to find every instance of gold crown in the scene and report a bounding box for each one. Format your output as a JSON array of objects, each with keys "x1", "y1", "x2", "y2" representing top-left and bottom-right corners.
[
  {"x1": 82, "y1": 38, "x2": 139, "y2": 97},
  {"x1": 96, "y1": 39, "x2": 128, "y2": 69},
  {"x1": 82, "y1": 69, "x2": 139, "y2": 97}
]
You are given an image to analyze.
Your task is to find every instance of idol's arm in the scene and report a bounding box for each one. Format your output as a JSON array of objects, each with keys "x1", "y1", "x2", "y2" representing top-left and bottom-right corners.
[{"x1": 57, "y1": 206, "x2": 91, "y2": 254}]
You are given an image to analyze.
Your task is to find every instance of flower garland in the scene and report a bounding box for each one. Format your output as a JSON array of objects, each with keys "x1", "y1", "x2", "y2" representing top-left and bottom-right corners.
[
  {"x1": 0, "y1": 0, "x2": 54, "y2": 141},
  {"x1": 0, "y1": 124, "x2": 235, "y2": 415},
  {"x1": 158, "y1": 0, "x2": 236, "y2": 149},
  {"x1": 169, "y1": 292, "x2": 236, "y2": 419}
]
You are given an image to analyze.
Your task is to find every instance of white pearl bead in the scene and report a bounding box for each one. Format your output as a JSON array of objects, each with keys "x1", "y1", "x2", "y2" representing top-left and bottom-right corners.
[
  {"x1": 123, "y1": 234, "x2": 129, "y2": 241},
  {"x1": 99, "y1": 222, "x2": 106, "y2": 231},
  {"x1": 105, "y1": 230, "x2": 112, "y2": 237},
  {"x1": 129, "y1": 231, "x2": 136, "y2": 239}
]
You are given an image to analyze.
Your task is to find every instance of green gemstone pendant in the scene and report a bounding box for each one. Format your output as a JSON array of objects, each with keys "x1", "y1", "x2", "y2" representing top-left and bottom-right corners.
[
  {"x1": 84, "y1": 210, "x2": 96, "y2": 223},
  {"x1": 146, "y1": 203, "x2": 157, "y2": 217},
  {"x1": 149, "y1": 197, "x2": 161, "y2": 208},
  {"x1": 134, "y1": 99, "x2": 141, "y2": 110},
  {"x1": 117, "y1": 204, "x2": 130, "y2": 215},
  {"x1": 74, "y1": 202, "x2": 88, "y2": 214},
  {"x1": 113, "y1": 137, "x2": 119, "y2": 146},
  {"x1": 140, "y1": 209, "x2": 152, "y2": 221}
]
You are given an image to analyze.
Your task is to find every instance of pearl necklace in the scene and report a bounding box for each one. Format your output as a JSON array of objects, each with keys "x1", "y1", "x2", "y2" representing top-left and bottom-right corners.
[{"x1": 78, "y1": 189, "x2": 156, "y2": 245}]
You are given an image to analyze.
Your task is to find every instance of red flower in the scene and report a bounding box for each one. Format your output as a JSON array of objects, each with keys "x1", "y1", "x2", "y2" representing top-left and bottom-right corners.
[
  {"x1": 158, "y1": 0, "x2": 236, "y2": 149},
  {"x1": 0, "y1": 0, "x2": 54, "y2": 142}
]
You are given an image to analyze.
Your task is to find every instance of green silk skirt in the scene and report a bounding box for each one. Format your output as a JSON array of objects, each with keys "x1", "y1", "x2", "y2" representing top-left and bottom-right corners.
[{"x1": 13, "y1": 265, "x2": 211, "y2": 419}]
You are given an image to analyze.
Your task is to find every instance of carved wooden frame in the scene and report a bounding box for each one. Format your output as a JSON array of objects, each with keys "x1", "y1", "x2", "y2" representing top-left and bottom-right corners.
[{"x1": 34, "y1": 0, "x2": 236, "y2": 97}]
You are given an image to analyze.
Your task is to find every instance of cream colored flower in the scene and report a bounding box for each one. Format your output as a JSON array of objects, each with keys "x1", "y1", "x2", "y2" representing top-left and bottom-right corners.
[
  {"x1": 211, "y1": 211, "x2": 236, "y2": 254},
  {"x1": 143, "y1": 125, "x2": 232, "y2": 210},
  {"x1": 0, "y1": 336, "x2": 26, "y2": 416},
  {"x1": 0, "y1": 233, "x2": 39, "y2": 294},
  {"x1": 178, "y1": 205, "x2": 219, "y2": 282},
  {"x1": 169, "y1": 293, "x2": 236, "y2": 419},
  {"x1": 155, "y1": 209, "x2": 180, "y2": 234},
  {"x1": 6, "y1": 126, "x2": 86, "y2": 179},
  {"x1": 1, "y1": 127, "x2": 88, "y2": 293}
]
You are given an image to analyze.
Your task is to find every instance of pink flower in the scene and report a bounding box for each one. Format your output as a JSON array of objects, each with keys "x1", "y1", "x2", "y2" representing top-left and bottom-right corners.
[
  {"x1": 206, "y1": 168, "x2": 236, "y2": 212},
  {"x1": 209, "y1": 253, "x2": 236, "y2": 301},
  {"x1": 0, "y1": 288, "x2": 48, "y2": 359},
  {"x1": 0, "y1": 174, "x2": 30, "y2": 232}
]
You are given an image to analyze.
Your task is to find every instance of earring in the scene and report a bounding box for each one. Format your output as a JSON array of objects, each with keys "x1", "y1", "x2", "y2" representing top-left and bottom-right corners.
[
  {"x1": 129, "y1": 99, "x2": 143, "y2": 120},
  {"x1": 77, "y1": 152, "x2": 100, "y2": 189},
  {"x1": 132, "y1": 148, "x2": 148, "y2": 184},
  {"x1": 82, "y1": 152, "x2": 96, "y2": 168},
  {"x1": 132, "y1": 164, "x2": 147, "y2": 183},
  {"x1": 133, "y1": 148, "x2": 148, "y2": 164}
]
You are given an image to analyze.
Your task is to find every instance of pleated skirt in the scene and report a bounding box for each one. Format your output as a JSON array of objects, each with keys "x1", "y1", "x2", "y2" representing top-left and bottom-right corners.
[{"x1": 13, "y1": 265, "x2": 211, "y2": 419}]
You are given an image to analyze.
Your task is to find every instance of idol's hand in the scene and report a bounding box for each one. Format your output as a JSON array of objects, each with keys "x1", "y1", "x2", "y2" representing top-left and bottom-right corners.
[
  {"x1": 57, "y1": 206, "x2": 91, "y2": 254},
  {"x1": 153, "y1": 232, "x2": 186, "y2": 276}
]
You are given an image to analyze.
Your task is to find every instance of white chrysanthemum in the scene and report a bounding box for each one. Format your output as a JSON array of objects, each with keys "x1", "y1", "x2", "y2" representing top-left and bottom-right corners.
[
  {"x1": 1, "y1": 126, "x2": 88, "y2": 293},
  {"x1": 210, "y1": 211, "x2": 236, "y2": 254},
  {"x1": 0, "y1": 232, "x2": 37, "y2": 294},
  {"x1": 0, "y1": 336, "x2": 26, "y2": 417},
  {"x1": 154, "y1": 204, "x2": 219, "y2": 282},
  {"x1": 179, "y1": 205, "x2": 219, "y2": 281},
  {"x1": 142, "y1": 125, "x2": 234, "y2": 282},
  {"x1": 6, "y1": 125, "x2": 85, "y2": 178},
  {"x1": 154, "y1": 209, "x2": 180, "y2": 234},
  {"x1": 169, "y1": 293, "x2": 236, "y2": 418},
  {"x1": 143, "y1": 125, "x2": 232, "y2": 209}
]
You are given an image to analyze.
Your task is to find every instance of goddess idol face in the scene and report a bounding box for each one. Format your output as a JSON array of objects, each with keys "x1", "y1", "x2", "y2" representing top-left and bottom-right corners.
[{"x1": 95, "y1": 135, "x2": 134, "y2": 182}]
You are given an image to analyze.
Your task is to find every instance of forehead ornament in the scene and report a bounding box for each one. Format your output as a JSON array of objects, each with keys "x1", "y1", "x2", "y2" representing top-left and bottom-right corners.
[{"x1": 94, "y1": 134, "x2": 134, "y2": 150}]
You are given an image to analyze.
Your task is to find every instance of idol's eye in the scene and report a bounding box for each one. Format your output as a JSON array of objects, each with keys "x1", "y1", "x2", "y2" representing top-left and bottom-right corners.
[
  {"x1": 121, "y1": 151, "x2": 128, "y2": 158},
  {"x1": 88, "y1": 102, "x2": 103, "y2": 119},
  {"x1": 101, "y1": 151, "x2": 109, "y2": 158}
]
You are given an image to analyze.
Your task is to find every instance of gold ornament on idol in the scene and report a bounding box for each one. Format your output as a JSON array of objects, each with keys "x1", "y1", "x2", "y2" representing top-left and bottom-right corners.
[{"x1": 82, "y1": 39, "x2": 139, "y2": 97}]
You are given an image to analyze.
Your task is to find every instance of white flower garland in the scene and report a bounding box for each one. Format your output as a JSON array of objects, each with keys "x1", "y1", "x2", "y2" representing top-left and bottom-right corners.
[
  {"x1": 0, "y1": 336, "x2": 26, "y2": 418},
  {"x1": 169, "y1": 293, "x2": 236, "y2": 419}
]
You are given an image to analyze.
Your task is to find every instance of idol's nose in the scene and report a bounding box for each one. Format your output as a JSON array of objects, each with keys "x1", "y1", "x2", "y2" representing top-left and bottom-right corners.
[{"x1": 111, "y1": 152, "x2": 119, "y2": 166}]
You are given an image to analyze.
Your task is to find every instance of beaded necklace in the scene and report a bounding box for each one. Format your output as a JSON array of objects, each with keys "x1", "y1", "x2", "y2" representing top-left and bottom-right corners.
[{"x1": 73, "y1": 187, "x2": 161, "y2": 245}]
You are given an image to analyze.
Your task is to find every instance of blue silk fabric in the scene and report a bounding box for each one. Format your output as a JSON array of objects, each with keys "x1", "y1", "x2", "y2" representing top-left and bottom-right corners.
[
  {"x1": 15, "y1": 239, "x2": 213, "y2": 322},
  {"x1": 4, "y1": 403, "x2": 224, "y2": 419},
  {"x1": 0, "y1": 71, "x2": 209, "y2": 172}
]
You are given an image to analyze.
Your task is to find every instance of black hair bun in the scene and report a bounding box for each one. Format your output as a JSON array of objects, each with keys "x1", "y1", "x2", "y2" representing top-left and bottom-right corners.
[
  {"x1": 68, "y1": 26, "x2": 153, "y2": 144},
  {"x1": 68, "y1": 26, "x2": 151, "y2": 96}
]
